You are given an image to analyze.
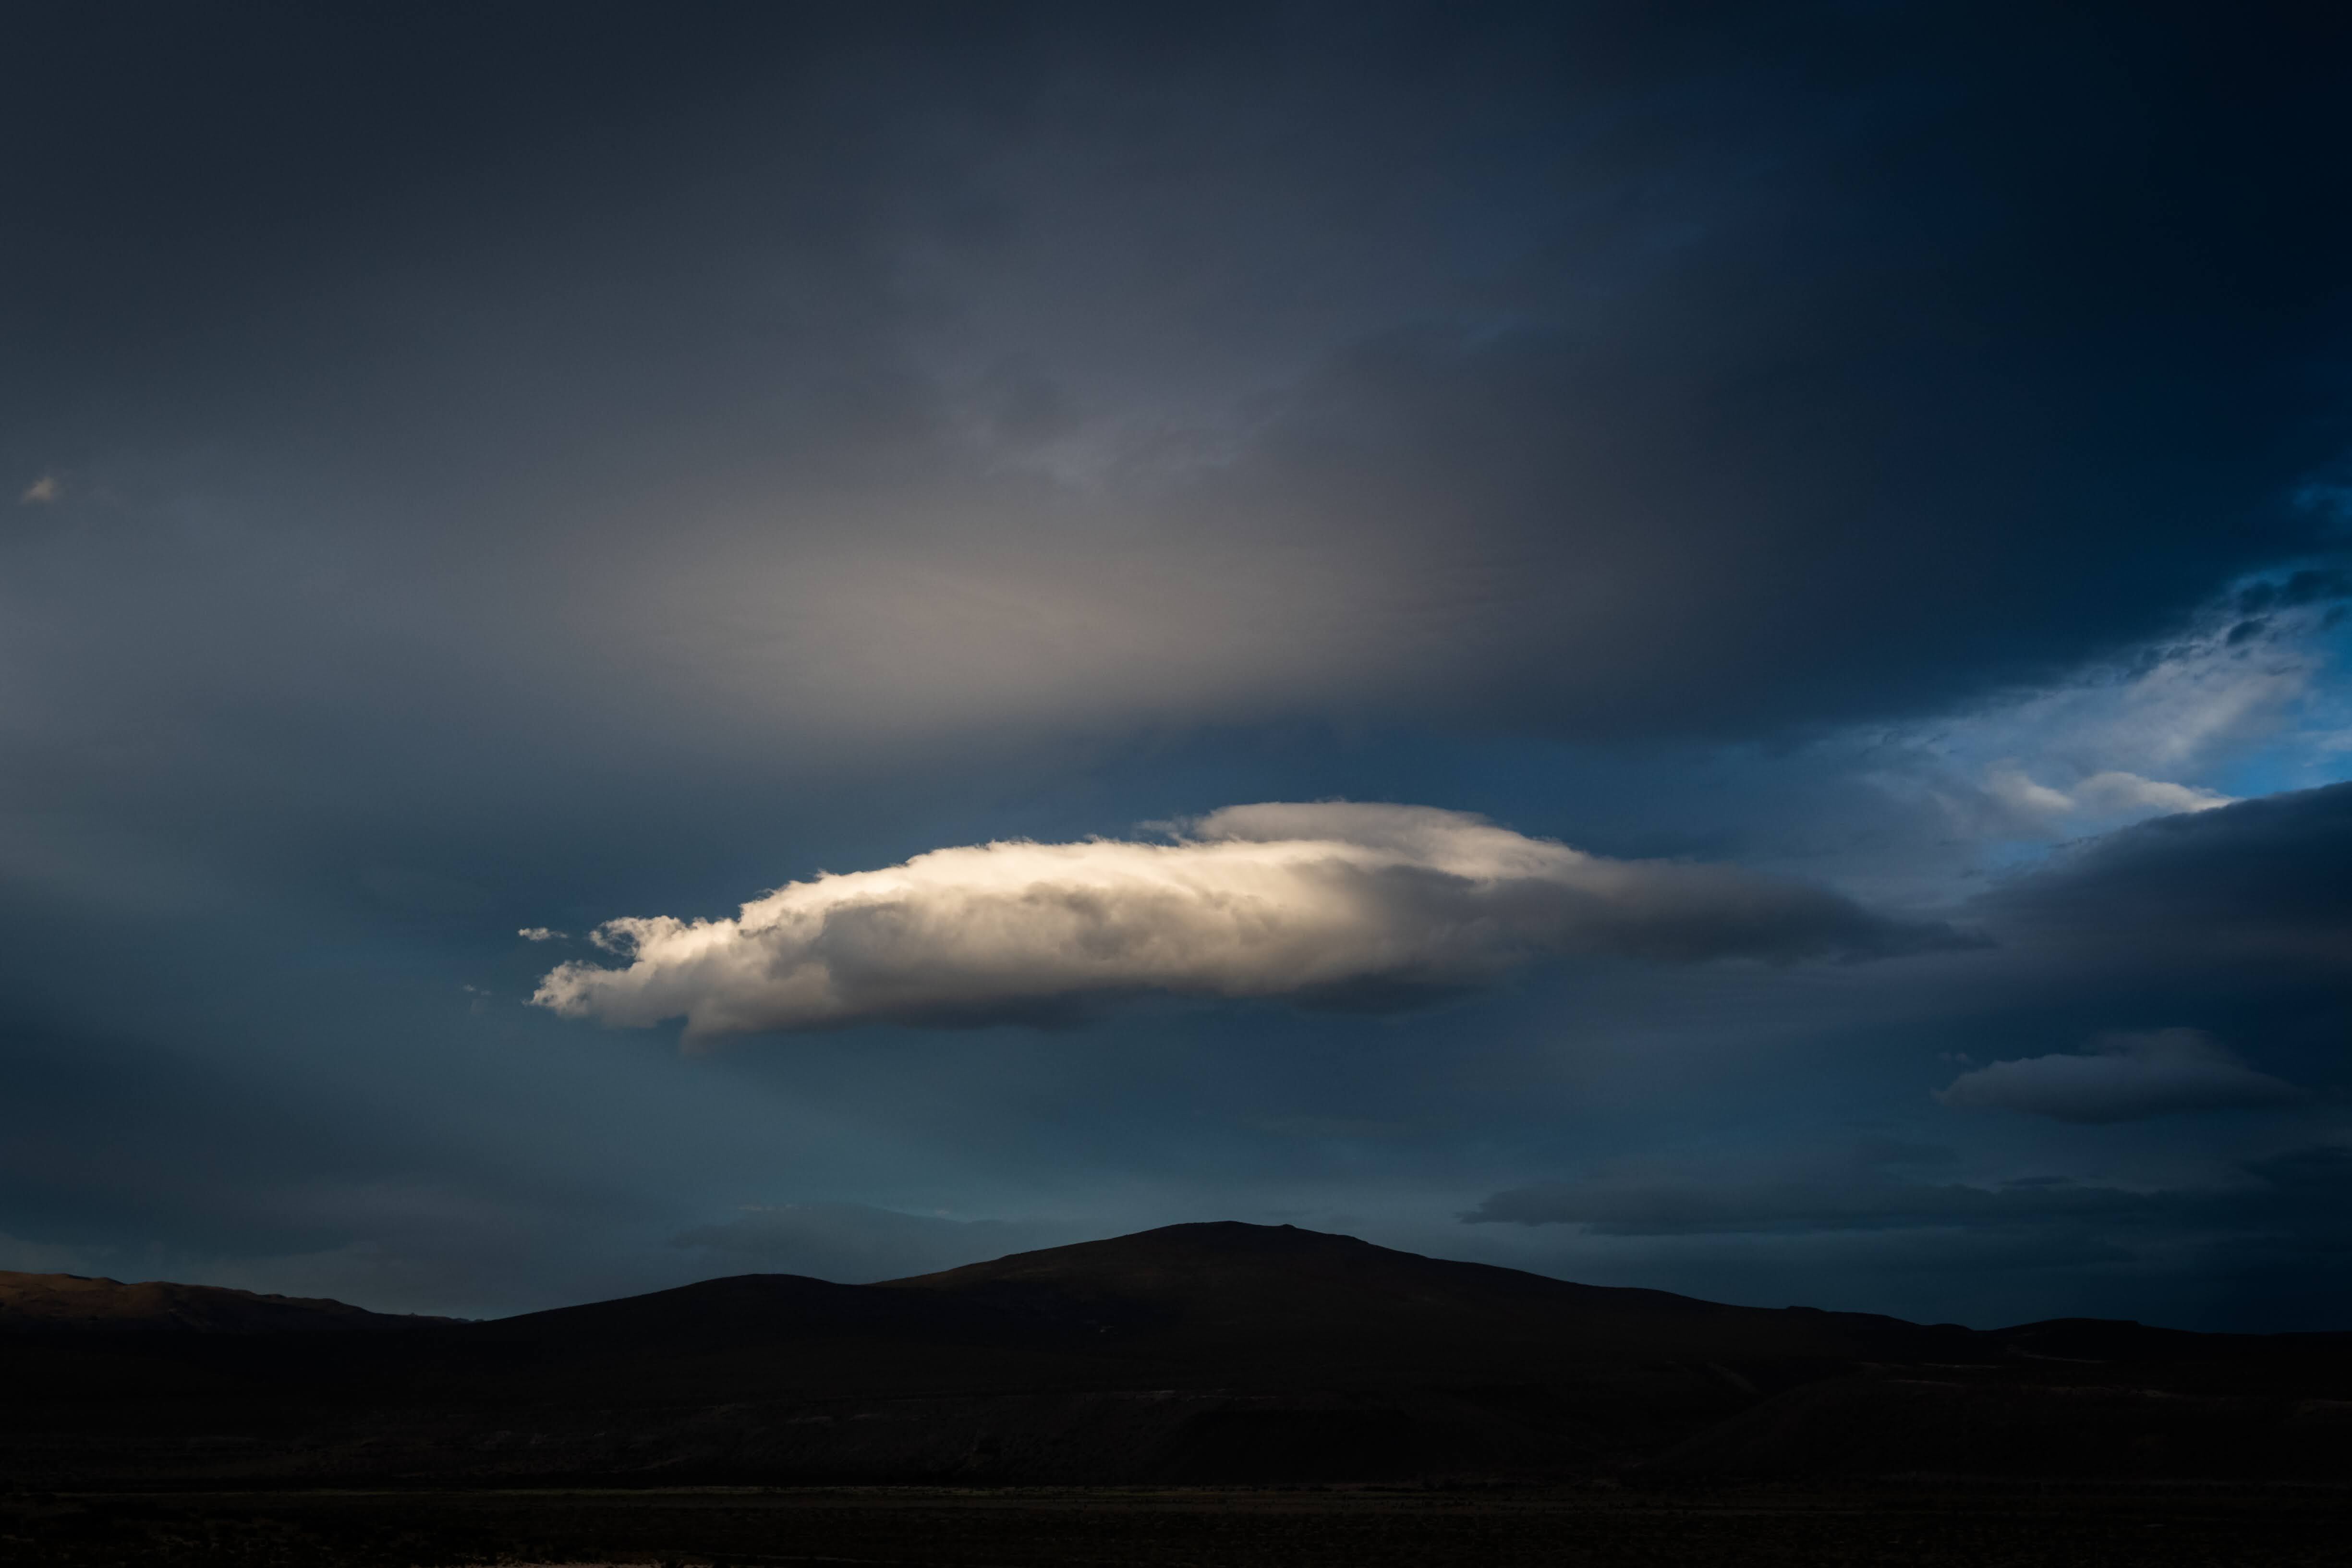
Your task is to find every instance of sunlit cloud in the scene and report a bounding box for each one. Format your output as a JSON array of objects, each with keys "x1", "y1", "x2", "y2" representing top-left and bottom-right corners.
[{"x1": 533, "y1": 802, "x2": 1968, "y2": 1041}]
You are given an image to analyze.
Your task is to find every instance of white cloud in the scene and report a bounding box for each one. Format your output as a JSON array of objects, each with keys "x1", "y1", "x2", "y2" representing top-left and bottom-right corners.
[
  {"x1": 1935, "y1": 1028, "x2": 2303, "y2": 1124},
  {"x1": 533, "y1": 802, "x2": 1961, "y2": 1040},
  {"x1": 517, "y1": 927, "x2": 566, "y2": 942},
  {"x1": 18, "y1": 474, "x2": 59, "y2": 504},
  {"x1": 2068, "y1": 770, "x2": 2236, "y2": 816}
]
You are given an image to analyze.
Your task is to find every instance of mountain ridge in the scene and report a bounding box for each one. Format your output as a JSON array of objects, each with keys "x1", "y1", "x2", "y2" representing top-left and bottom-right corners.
[
  {"x1": 0, "y1": 1268, "x2": 456, "y2": 1333},
  {"x1": 5, "y1": 1222, "x2": 2346, "y2": 1487}
]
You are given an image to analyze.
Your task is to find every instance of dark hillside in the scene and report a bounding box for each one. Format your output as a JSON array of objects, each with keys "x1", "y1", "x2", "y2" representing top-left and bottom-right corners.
[
  {"x1": 3, "y1": 1224, "x2": 2345, "y2": 1488},
  {"x1": 0, "y1": 1269, "x2": 453, "y2": 1334},
  {"x1": 886, "y1": 1222, "x2": 1984, "y2": 1375}
]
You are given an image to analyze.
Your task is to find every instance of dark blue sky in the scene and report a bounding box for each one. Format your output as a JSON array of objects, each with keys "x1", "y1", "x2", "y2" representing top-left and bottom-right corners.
[{"x1": 4, "y1": 1, "x2": 2350, "y2": 1330}]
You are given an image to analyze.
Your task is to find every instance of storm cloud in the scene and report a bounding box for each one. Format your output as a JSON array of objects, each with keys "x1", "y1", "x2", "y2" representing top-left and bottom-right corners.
[
  {"x1": 1981, "y1": 781, "x2": 2352, "y2": 966},
  {"x1": 6, "y1": 4, "x2": 2348, "y2": 771},
  {"x1": 533, "y1": 803, "x2": 1962, "y2": 1039}
]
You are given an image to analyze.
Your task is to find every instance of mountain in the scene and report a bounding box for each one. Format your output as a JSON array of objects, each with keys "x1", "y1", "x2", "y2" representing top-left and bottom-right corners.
[
  {"x1": 473, "y1": 1221, "x2": 1979, "y2": 1382},
  {"x1": 885, "y1": 1221, "x2": 1981, "y2": 1369},
  {"x1": 4, "y1": 1223, "x2": 2346, "y2": 1487},
  {"x1": 0, "y1": 1269, "x2": 453, "y2": 1333}
]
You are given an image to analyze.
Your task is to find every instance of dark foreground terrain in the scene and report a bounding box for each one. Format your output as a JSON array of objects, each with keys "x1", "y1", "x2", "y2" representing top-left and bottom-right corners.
[
  {"x1": 6, "y1": 1483, "x2": 2349, "y2": 1567},
  {"x1": 7, "y1": 1223, "x2": 2350, "y2": 1498}
]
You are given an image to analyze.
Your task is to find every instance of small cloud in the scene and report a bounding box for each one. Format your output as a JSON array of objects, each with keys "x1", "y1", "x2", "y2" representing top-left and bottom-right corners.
[
  {"x1": 517, "y1": 927, "x2": 566, "y2": 942},
  {"x1": 2071, "y1": 771, "x2": 2234, "y2": 816},
  {"x1": 1986, "y1": 762, "x2": 2232, "y2": 822},
  {"x1": 19, "y1": 474, "x2": 60, "y2": 504},
  {"x1": 1984, "y1": 762, "x2": 2075, "y2": 817},
  {"x1": 1935, "y1": 1028, "x2": 2303, "y2": 1124}
]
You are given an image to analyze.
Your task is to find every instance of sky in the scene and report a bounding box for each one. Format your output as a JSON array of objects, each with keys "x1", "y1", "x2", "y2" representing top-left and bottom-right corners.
[{"x1": 4, "y1": 0, "x2": 2350, "y2": 1331}]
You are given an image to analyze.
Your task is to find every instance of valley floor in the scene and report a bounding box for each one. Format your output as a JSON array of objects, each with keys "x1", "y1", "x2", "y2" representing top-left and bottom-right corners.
[{"x1": 4, "y1": 1483, "x2": 2348, "y2": 1567}]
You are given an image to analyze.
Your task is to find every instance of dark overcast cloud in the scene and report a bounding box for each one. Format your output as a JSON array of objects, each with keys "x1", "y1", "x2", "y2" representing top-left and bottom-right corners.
[
  {"x1": 1934, "y1": 1029, "x2": 2305, "y2": 1124},
  {"x1": 8, "y1": 2, "x2": 2348, "y2": 762},
  {"x1": 1, "y1": 2, "x2": 2348, "y2": 1331},
  {"x1": 1979, "y1": 780, "x2": 2352, "y2": 966}
]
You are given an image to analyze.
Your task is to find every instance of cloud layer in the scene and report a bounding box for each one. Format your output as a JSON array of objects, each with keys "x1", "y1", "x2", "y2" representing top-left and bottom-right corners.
[
  {"x1": 1984, "y1": 781, "x2": 2352, "y2": 964},
  {"x1": 533, "y1": 803, "x2": 1961, "y2": 1039},
  {"x1": 1936, "y1": 1029, "x2": 2302, "y2": 1124},
  {"x1": 9, "y1": 6, "x2": 2348, "y2": 779},
  {"x1": 1463, "y1": 1141, "x2": 2349, "y2": 1239}
]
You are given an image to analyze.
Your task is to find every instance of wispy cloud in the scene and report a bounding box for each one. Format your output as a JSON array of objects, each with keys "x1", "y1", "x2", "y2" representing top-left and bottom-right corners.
[
  {"x1": 18, "y1": 474, "x2": 59, "y2": 504},
  {"x1": 1860, "y1": 571, "x2": 2348, "y2": 852},
  {"x1": 1983, "y1": 765, "x2": 2233, "y2": 821},
  {"x1": 533, "y1": 802, "x2": 1967, "y2": 1040}
]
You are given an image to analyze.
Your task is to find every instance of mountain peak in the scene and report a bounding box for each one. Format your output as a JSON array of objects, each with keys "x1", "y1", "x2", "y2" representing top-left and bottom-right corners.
[{"x1": 880, "y1": 1219, "x2": 1396, "y2": 1288}]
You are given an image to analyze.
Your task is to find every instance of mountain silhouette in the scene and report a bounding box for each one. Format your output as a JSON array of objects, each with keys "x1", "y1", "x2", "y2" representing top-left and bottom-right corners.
[
  {"x1": 5, "y1": 1223, "x2": 2346, "y2": 1486},
  {"x1": 0, "y1": 1269, "x2": 454, "y2": 1333}
]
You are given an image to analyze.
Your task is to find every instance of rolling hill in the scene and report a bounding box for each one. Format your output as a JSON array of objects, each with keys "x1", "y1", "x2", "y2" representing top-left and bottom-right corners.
[
  {"x1": 5, "y1": 1223, "x2": 2346, "y2": 1486},
  {"x1": 0, "y1": 1269, "x2": 453, "y2": 1333}
]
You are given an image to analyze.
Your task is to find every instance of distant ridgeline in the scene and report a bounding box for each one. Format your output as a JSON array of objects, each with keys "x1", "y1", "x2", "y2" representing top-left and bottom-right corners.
[
  {"x1": 0, "y1": 1270, "x2": 454, "y2": 1334},
  {"x1": 6, "y1": 1224, "x2": 2348, "y2": 1486}
]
